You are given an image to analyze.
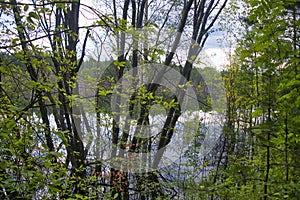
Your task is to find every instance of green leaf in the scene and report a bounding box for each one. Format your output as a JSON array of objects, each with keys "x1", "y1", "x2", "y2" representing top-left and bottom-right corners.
[
  {"x1": 113, "y1": 193, "x2": 119, "y2": 199},
  {"x1": 24, "y1": 5, "x2": 29, "y2": 12},
  {"x1": 6, "y1": 119, "x2": 16, "y2": 129},
  {"x1": 29, "y1": 11, "x2": 39, "y2": 20}
]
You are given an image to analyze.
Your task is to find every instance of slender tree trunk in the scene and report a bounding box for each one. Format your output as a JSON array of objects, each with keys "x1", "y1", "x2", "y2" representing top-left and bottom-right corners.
[
  {"x1": 10, "y1": 0, "x2": 55, "y2": 153},
  {"x1": 284, "y1": 112, "x2": 289, "y2": 199}
]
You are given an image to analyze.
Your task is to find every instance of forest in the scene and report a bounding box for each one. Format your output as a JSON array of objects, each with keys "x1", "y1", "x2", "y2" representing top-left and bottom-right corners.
[{"x1": 0, "y1": 0, "x2": 299, "y2": 199}]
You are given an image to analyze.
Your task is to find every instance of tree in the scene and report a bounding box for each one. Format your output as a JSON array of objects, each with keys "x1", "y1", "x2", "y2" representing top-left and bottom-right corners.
[
  {"x1": 0, "y1": 0, "x2": 229, "y2": 199},
  {"x1": 0, "y1": 0, "x2": 93, "y2": 198},
  {"x1": 90, "y1": 0, "x2": 228, "y2": 198},
  {"x1": 204, "y1": 0, "x2": 300, "y2": 199}
]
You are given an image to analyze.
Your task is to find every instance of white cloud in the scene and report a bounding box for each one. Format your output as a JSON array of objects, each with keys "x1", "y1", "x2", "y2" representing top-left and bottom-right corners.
[{"x1": 204, "y1": 48, "x2": 230, "y2": 69}]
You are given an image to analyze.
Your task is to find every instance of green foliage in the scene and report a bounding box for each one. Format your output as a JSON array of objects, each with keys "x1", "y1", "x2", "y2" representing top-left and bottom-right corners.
[
  {"x1": 2, "y1": 0, "x2": 300, "y2": 199},
  {"x1": 199, "y1": 0, "x2": 300, "y2": 199}
]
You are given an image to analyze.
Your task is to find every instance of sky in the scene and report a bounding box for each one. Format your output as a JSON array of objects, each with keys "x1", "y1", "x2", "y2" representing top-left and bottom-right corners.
[
  {"x1": 78, "y1": 0, "x2": 230, "y2": 69},
  {"x1": 0, "y1": 0, "x2": 230, "y2": 68}
]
